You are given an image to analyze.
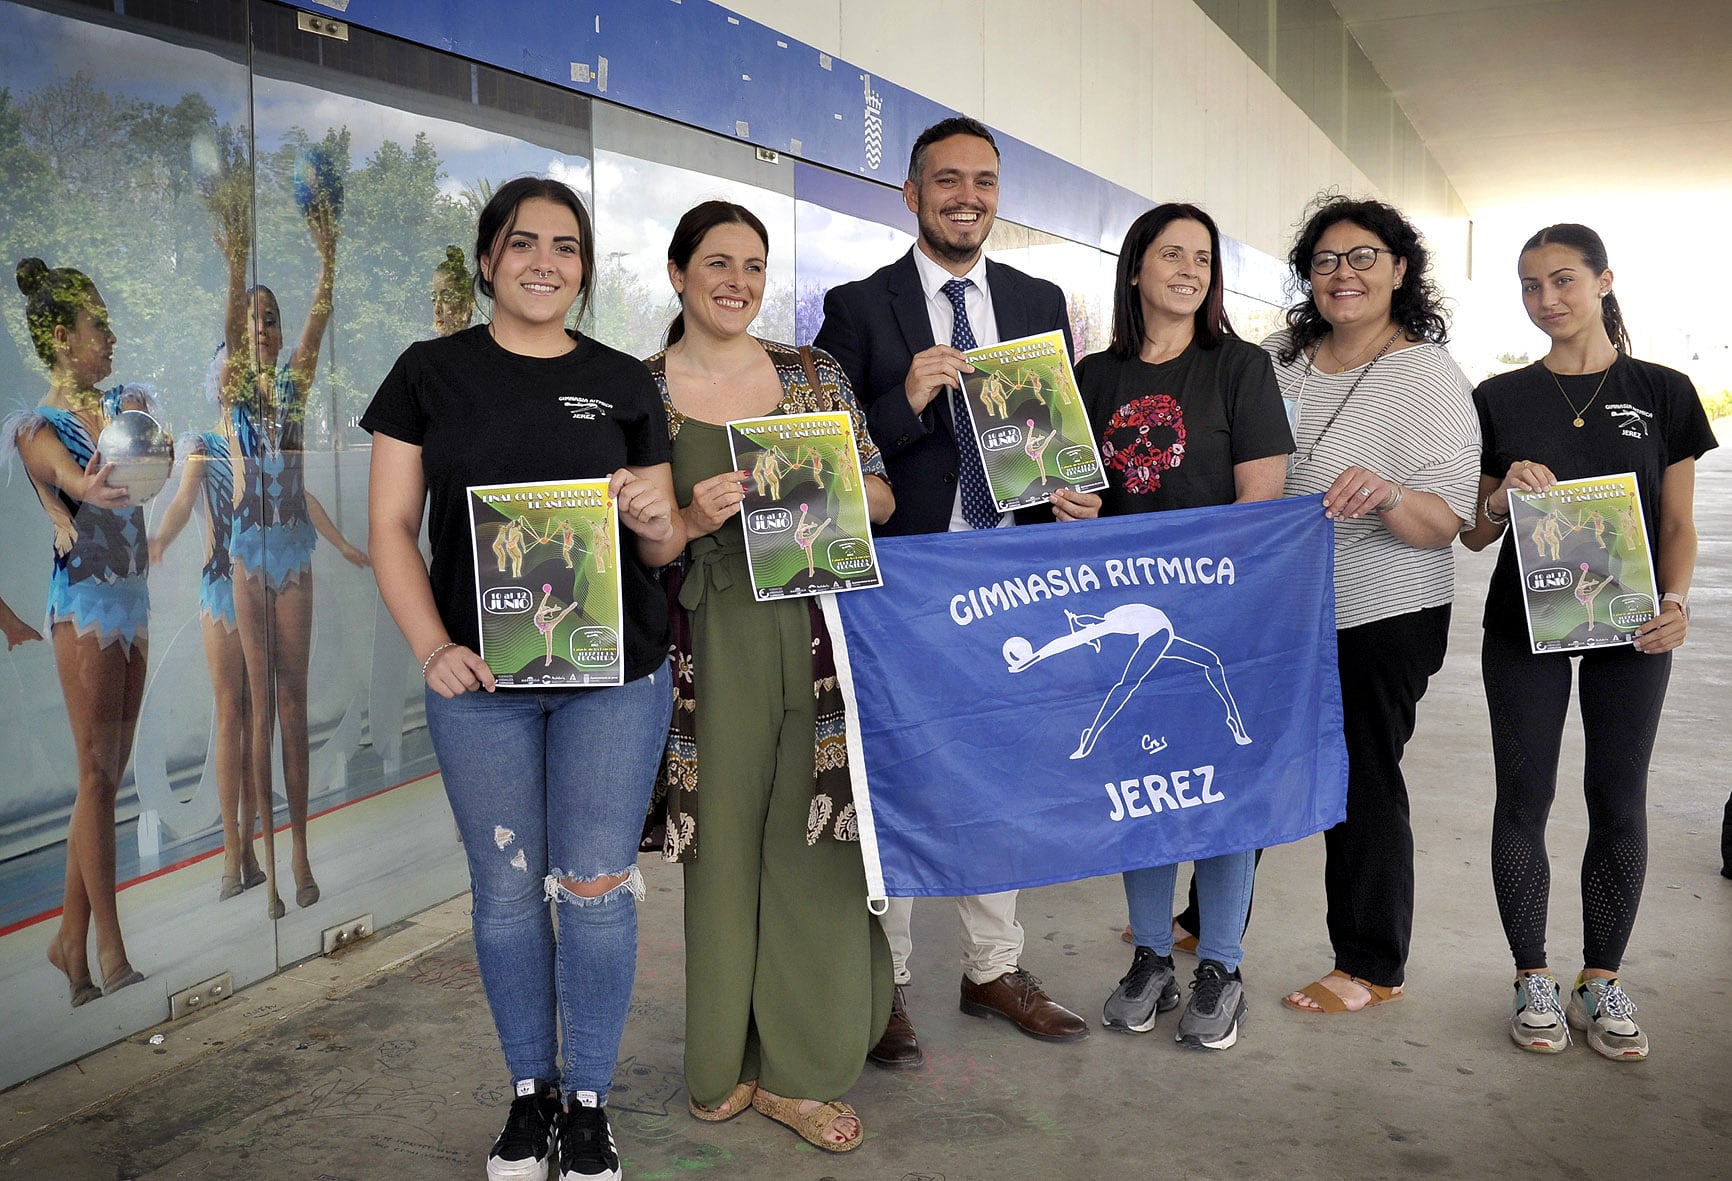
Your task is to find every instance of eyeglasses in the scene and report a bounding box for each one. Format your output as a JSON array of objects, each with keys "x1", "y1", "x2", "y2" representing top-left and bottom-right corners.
[{"x1": 1309, "y1": 246, "x2": 1389, "y2": 275}]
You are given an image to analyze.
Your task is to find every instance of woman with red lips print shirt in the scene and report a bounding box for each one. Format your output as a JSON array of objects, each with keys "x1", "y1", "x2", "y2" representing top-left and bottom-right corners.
[{"x1": 1075, "y1": 203, "x2": 1290, "y2": 1050}]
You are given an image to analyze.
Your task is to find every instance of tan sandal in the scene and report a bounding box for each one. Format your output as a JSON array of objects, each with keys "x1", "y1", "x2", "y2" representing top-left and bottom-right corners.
[
  {"x1": 750, "y1": 1090, "x2": 863, "y2": 1152},
  {"x1": 689, "y1": 1080, "x2": 756, "y2": 1123},
  {"x1": 1281, "y1": 969, "x2": 1403, "y2": 1013},
  {"x1": 1121, "y1": 923, "x2": 1198, "y2": 954}
]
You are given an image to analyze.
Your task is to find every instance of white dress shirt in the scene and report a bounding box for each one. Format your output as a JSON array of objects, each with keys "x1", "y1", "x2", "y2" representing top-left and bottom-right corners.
[{"x1": 909, "y1": 246, "x2": 1011, "y2": 531}]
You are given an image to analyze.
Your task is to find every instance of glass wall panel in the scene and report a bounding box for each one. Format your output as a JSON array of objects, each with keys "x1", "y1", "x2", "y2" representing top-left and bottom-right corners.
[
  {"x1": 591, "y1": 103, "x2": 795, "y2": 361},
  {"x1": 1224, "y1": 291, "x2": 1288, "y2": 349},
  {"x1": 0, "y1": 0, "x2": 606, "y2": 1084},
  {"x1": 235, "y1": 2, "x2": 599, "y2": 971},
  {"x1": 0, "y1": 0, "x2": 272, "y2": 1085},
  {"x1": 791, "y1": 162, "x2": 914, "y2": 348},
  {"x1": 1015, "y1": 227, "x2": 1116, "y2": 360}
]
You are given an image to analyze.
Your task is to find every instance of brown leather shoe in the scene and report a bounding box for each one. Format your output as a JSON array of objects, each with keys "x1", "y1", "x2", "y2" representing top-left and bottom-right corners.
[
  {"x1": 960, "y1": 968, "x2": 1088, "y2": 1042},
  {"x1": 866, "y1": 984, "x2": 924, "y2": 1069}
]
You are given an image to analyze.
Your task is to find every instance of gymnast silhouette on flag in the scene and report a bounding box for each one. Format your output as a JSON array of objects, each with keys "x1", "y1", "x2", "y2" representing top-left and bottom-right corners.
[{"x1": 1004, "y1": 603, "x2": 1253, "y2": 759}]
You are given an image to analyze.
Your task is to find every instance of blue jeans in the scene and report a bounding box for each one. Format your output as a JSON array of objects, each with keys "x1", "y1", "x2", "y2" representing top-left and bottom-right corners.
[
  {"x1": 1124, "y1": 850, "x2": 1255, "y2": 971},
  {"x1": 426, "y1": 663, "x2": 671, "y2": 1099}
]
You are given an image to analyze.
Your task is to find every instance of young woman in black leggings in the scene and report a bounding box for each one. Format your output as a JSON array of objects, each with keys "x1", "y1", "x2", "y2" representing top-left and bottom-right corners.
[{"x1": 1462, "y1": 224, "x2": 1716, "y2": 1061}]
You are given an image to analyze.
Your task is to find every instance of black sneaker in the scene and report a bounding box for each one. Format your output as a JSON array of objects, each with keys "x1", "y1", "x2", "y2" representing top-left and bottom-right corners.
[
  {"x1": 558, "y1": 1099, "x2": 621, "y2": 1181},
  {"x1": 1175, "y1": 959, "x2": 1248, "y2": 1050},
  {"x1": 1101, "y1": 945, "x2": 1181, "y2": 1032},
  {"x1": 487, "y1": 1080, "x2": 558, "y2": 1181}
]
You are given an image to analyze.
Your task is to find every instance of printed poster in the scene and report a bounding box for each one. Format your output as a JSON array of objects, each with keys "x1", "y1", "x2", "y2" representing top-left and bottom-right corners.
[
  {"x1": 1509, "y1": 472, "x2": 1657, "y2": 654},
  {"x1": 958, "y1": 329, "x2": 1108, "y2": 511},
  {"x1": 726, "y1": 410, "x2": 883, "y2": 601},
  {"x1": 466, "y1": 478, "x2": 624, "y2": 686}
]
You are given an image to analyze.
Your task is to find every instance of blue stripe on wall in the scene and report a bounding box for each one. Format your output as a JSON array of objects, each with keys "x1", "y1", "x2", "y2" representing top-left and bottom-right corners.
[{"x1": 314, "y1": 0, "x2": 1286, "y2": 300}]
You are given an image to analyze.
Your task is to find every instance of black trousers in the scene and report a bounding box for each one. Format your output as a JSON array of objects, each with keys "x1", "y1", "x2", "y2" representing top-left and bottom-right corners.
[
  {"x1": 1482, "y1": 627, "x2": 1670, "y2": 971},
  {"x1": 1722, "y1": 788, "x2": 1732, "y2": 879},
  {"x1": 1325, "y1": 605, "x2": 1451, "y2": 987}
]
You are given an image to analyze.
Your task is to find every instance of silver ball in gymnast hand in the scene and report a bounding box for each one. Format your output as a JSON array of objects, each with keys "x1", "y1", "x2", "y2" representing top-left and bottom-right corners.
[{"x1": 96, "y1": 410, "x2": 175, "y2": 503}]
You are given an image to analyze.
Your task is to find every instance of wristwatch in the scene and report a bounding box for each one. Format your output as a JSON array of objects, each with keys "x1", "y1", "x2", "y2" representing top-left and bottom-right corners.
[{"x1": 1661, "y1": 591, "x2": 1690, "y2": 619}]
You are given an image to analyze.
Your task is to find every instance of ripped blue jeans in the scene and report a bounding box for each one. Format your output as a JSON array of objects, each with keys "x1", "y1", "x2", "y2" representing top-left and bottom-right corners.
[{"x1": 426, "y1": 662, "x2": 671, "y2": 1098}]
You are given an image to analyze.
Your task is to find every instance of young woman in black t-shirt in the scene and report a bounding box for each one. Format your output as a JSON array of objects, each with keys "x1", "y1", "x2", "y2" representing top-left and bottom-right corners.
[
  {"x1": 365, "y1": 177, "x2": 682, "y2": 1181},
  {"x1": 1462, "y1": 223, "x2": 1716, "y2": 1062}
]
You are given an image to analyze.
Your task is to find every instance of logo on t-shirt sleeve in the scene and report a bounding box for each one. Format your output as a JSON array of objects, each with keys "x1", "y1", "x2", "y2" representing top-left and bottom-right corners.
[{"x1": 1102, "y1": 394, "x2": 1186, "y2": 494}]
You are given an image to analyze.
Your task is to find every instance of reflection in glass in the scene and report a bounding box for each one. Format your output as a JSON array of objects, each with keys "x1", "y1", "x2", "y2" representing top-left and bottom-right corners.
[
  {"x1": 592, "y1": 150, "x2": 793, "y2": 358},
  {"x1": 4, "y1": 258, "x2": 155, "y2": 1005},
  {"x1": 221, "y1": 153, "x2": 370, "y2": 916},
  {"x1": 792, "y1": 201, "x2": 912, "y2": 346},
  {"x1": 432, "y1": 246, "x2": 475, "y2": 337}
]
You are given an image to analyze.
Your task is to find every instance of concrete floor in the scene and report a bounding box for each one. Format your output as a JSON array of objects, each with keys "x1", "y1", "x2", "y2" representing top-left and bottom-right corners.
[{"x1": 3, "y1": 448, "x2": 1730, "y2": 1180}]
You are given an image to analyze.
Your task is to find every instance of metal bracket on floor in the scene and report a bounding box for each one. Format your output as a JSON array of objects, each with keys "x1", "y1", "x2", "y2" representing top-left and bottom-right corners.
[
  {"x1": 320, "y1": 914, "x2": 375, "y2": 956},
  {"x1": 169, "y1": 971, "x2": 235, "y2": 1021}
]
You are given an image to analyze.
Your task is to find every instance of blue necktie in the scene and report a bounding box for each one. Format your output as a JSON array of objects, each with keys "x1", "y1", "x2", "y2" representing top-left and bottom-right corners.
[{"x1": 942, "y1": 278, "x2": 999, "y2": 530}]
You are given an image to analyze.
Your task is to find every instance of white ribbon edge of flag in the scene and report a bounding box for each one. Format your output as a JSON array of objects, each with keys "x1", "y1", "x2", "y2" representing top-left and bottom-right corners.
[{"x1": 818, "y1": 592, "x2": 889, "y2": 913}]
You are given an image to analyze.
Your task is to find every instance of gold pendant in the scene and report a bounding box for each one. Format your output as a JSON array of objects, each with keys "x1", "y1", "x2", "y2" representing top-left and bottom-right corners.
[{"x1": 1573, "y1": 417, "x2": 1584, "y2": 428}]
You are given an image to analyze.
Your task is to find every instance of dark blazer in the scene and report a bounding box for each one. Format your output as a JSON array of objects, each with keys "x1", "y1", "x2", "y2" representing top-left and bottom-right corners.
[{"x1": 814, "y1": 249, "x2": 1073, "y2": 536}]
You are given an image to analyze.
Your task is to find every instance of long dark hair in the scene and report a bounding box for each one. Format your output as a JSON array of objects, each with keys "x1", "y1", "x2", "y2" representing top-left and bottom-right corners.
[
  {"x1": 1107, "y1": 203, "x2": 1233, "y2": 359},
  {"x1": 1520, "y1": 223, "x2": 1632, "y2": 354},
  {"x1": 474, "y1": 176, "x2": 597, "y2": 325},
  {"x1": 663, "y1": 200, "x2": 769, "y2": 348},
  {"x1": 1276, "y1": 195, "x2": 1448, "y2": 365},
  {"x1": 15, "y1": 257, "x2": 100, "y2": 367}
]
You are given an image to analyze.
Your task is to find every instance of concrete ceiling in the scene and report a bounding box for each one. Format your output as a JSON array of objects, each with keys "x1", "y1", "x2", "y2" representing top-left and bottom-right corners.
[{"x1": 1331, "y1": 0, "x2": 1732, "y2": 212}]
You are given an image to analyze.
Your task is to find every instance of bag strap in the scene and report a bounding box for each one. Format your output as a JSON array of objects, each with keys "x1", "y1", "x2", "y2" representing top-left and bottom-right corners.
[{"x1": 798, "y1": 345, "x2": 822, "y2": 395}]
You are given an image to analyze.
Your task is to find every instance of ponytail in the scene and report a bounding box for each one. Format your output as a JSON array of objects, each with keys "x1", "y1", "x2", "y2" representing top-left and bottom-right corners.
[{"x1": 1599, "y1": 290, "x2": 1632, "y2": 355}]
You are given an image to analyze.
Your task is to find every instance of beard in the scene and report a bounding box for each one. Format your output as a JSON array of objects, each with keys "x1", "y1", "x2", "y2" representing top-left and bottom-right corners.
[{"x1": 919, "y1": 206, "x2": 990, "y2": 265}]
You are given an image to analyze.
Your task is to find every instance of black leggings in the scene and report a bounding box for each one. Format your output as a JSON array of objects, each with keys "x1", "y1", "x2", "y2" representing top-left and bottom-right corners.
[{"x1": 1482, "y1": 628, "x2": 1671, "y2": 972}]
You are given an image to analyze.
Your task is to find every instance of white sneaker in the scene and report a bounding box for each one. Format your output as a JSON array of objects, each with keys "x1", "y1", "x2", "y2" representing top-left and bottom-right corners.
[
  {"x1": 1566, "y1": 975, "x2": 1648, "y2": 1061},
  {"x1": 1509, "y1": 973, "x2": 1569, "y2": 1053}
]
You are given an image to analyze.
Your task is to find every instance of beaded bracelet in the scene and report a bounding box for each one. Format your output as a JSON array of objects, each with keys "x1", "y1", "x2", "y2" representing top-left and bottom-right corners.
[
  {"x1": 1482, "y1": 495, "x2": 1510, "y2": 526},
  {"x1": 421, "y1": 641, "x2": 456, "y2": 676}
]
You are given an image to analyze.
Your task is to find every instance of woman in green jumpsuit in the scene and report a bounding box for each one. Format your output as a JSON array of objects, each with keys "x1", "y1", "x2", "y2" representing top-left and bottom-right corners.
[{"x1": 647, "y1": 201, "x2": 893, "y2": 1153}]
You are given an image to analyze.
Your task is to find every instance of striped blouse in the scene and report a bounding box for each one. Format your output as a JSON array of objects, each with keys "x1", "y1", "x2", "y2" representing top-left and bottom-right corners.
[{"x1": 1264, "y1": 330, "x2": 1480, "y2": 630}]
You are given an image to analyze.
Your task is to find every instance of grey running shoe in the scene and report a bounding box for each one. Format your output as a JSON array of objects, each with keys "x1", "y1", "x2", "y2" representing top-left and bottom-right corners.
[
  {"x1": 1566, "y1": 975, "x2": 1648, "y2": 1061},
  {"x1": 1102, "y1": 946, "x2": 1180, "y2": 1033},
  {"x1": 1175, "y1": 959, "x2": 1247, "y2": 1050},
  {"x1": 1510, "y1": 973, "x2": 1570, "y2": 1053}
]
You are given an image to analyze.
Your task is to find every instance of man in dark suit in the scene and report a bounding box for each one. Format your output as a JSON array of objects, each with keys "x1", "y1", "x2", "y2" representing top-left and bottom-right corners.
[{"x1": 815, "y1": 116, "x2": 1098, "y2": 1068}]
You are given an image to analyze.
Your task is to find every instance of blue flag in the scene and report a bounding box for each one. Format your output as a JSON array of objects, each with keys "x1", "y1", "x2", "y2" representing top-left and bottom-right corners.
[{"x1": 824, "y1": 495, "x2": 1346, "y2": 900}]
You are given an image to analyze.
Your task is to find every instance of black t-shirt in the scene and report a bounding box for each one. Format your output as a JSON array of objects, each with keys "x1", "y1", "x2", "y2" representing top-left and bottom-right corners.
[
  {"x1": 361, "y1": 325, "x2": 672, "y2": 680},
  {"x1": 1474, "y1": 355, "x2": 1718, "y2": 636},
  {"x1": 1076, "y1": 337, "x2": 1293, "y2": 515}
]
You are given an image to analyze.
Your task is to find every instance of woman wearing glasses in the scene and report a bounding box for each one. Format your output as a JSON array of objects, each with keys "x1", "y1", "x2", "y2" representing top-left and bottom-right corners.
[{"x1": 1263, "y1": 196, "x2": 1480, "y2": 1015}]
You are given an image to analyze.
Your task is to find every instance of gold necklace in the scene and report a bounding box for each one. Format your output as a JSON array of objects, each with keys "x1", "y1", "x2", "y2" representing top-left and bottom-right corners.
[
  {"x1": 1322, "y1": 327, "x2": 1391, "y2": 373},
  {"x1": 1547, "y1": 357, "x2": 1615, "y2": 428}
]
